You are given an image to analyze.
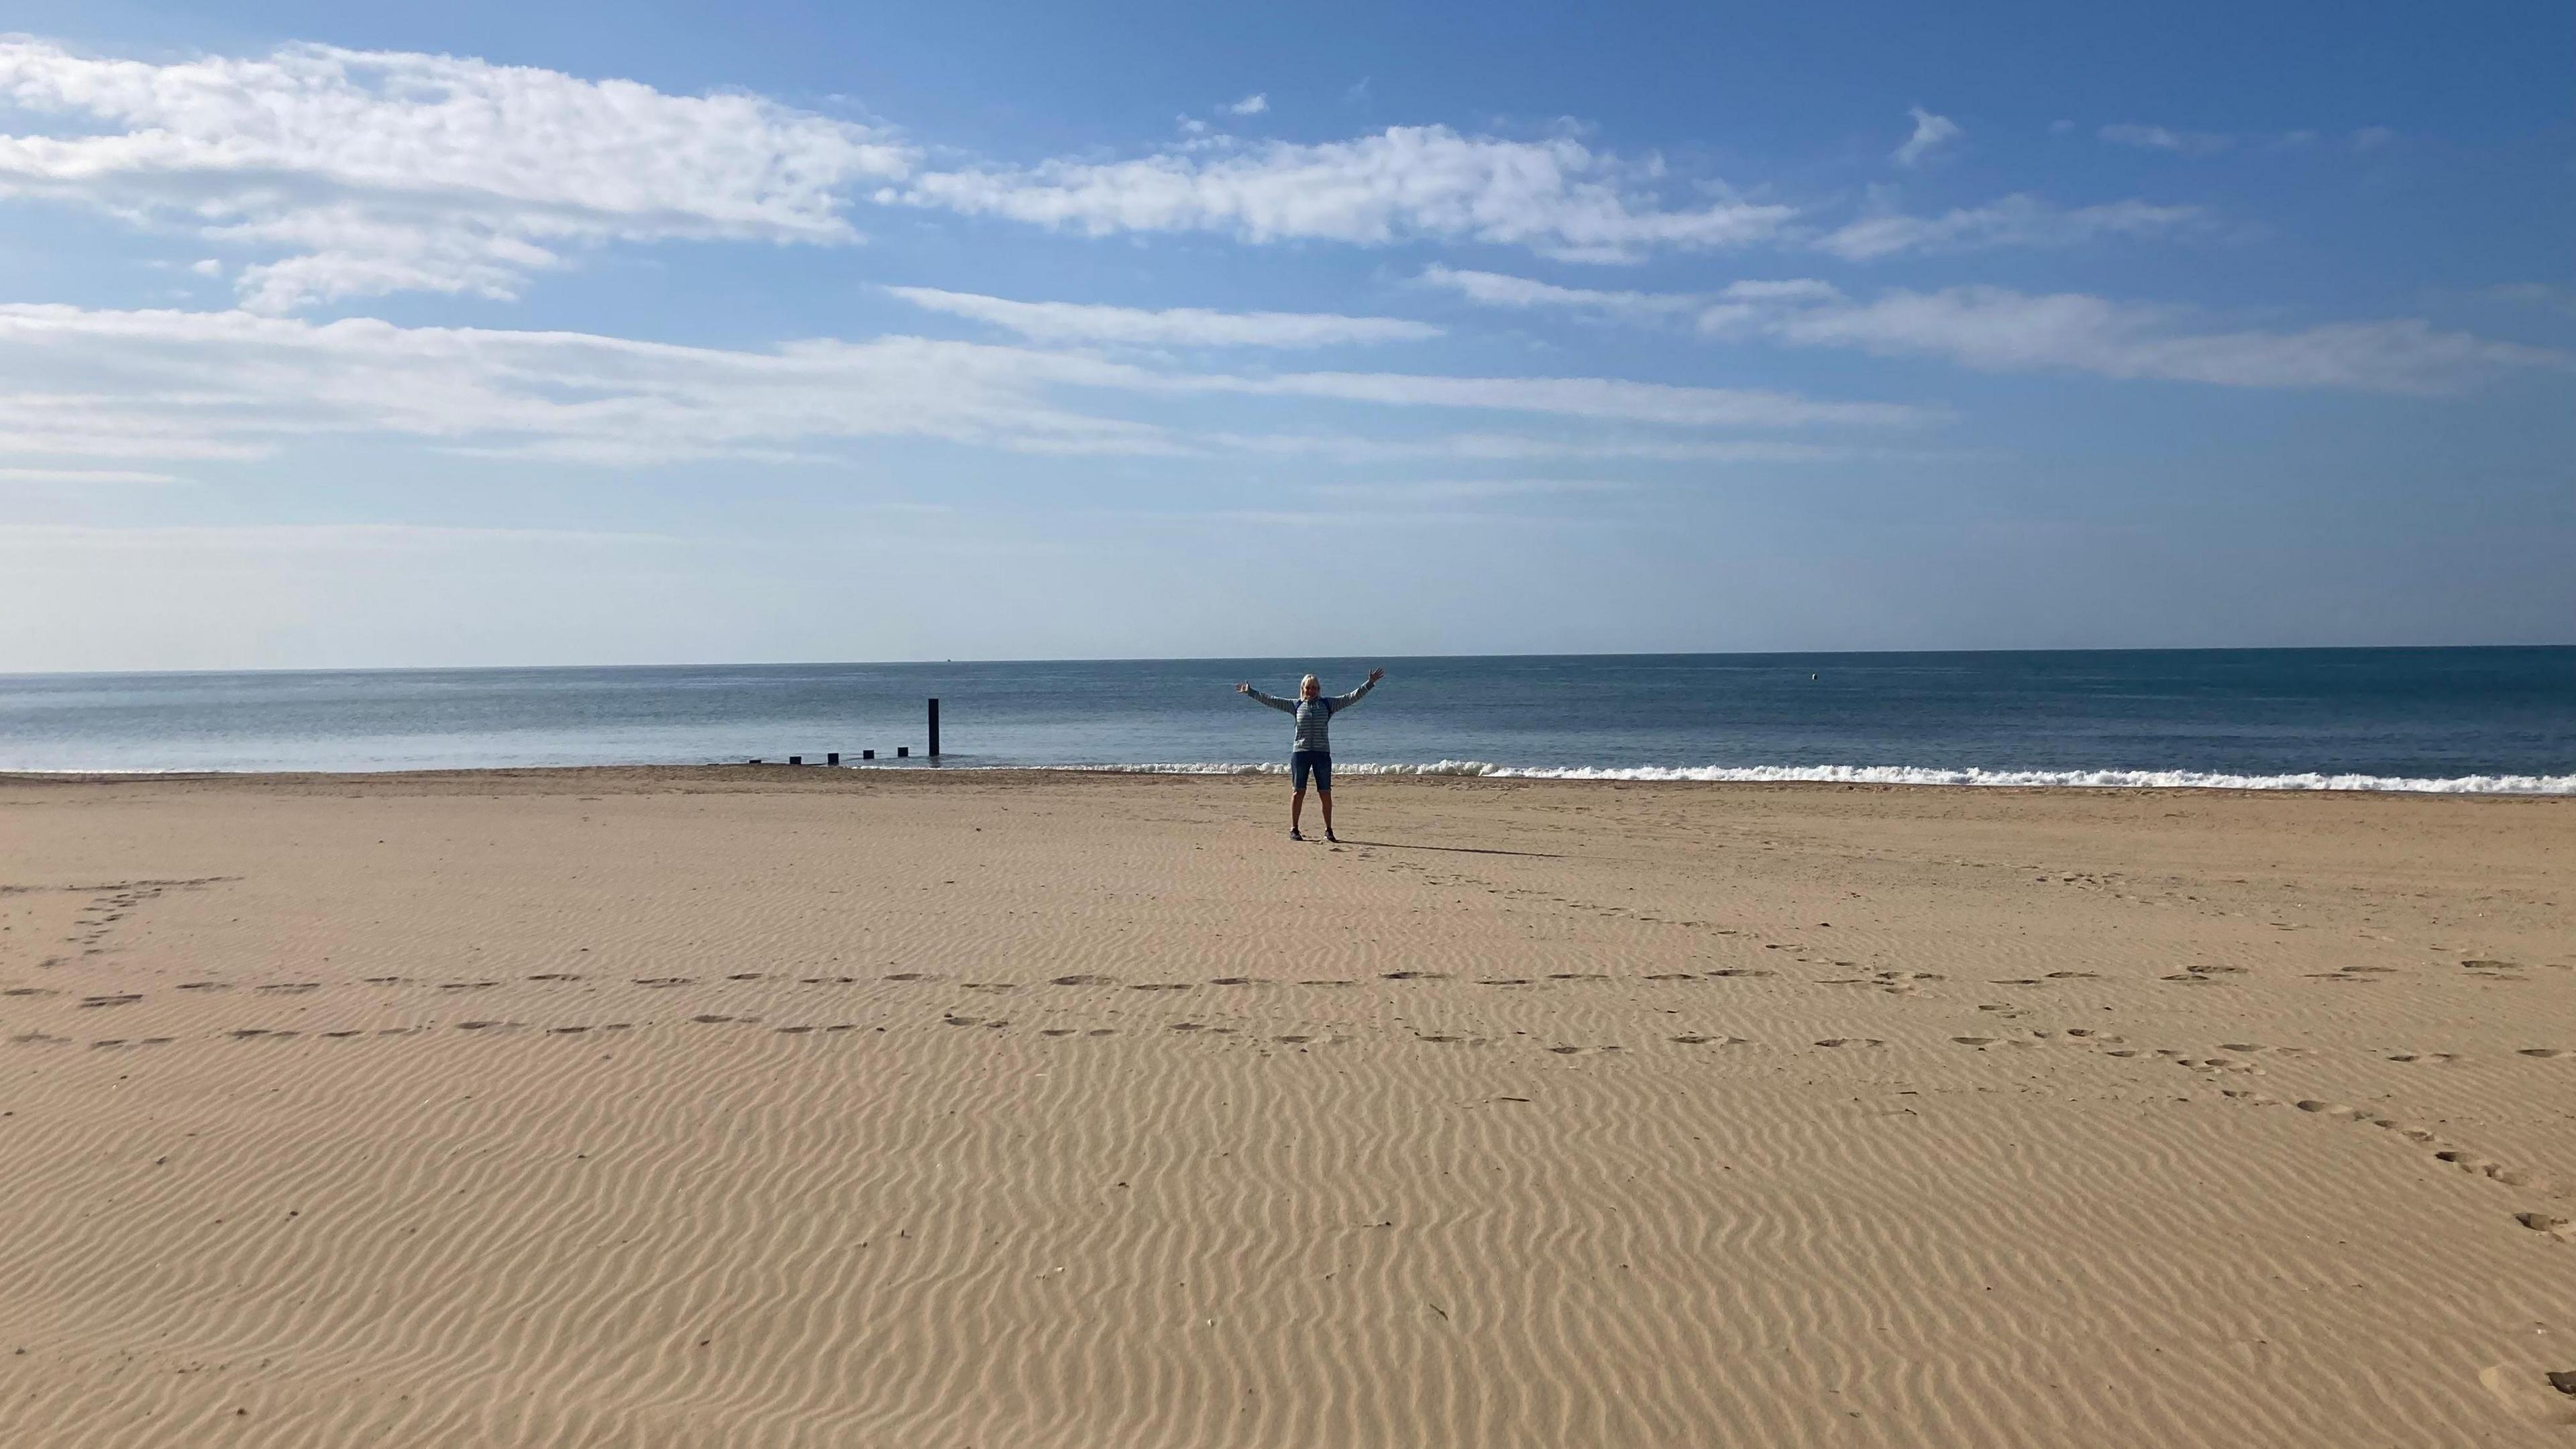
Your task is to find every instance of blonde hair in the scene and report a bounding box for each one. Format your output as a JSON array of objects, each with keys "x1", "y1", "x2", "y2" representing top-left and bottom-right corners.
[{"x1": 1300, "y1": 674, "x2": 1320, "y2": 692}]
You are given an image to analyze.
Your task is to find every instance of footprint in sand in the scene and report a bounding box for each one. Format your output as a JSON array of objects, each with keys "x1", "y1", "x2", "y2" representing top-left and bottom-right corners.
[
  {"x1": 941, "y1": 1014, "x2": 980, "y2": 1026},
  {"x1": 1051, "y1": 975, "x2": 1118, "y2": 987},
  {"x1": 1131, "y1": 983, "x2": 1191, "y2": 993},
  {"x1": 883, "y1": 972, "x2": 938, "y2": 982},
  {"x1": 1275, "y1": 1034, "x2": 1312, "y2": 1044},
  {"x1": 1382, "y1": 971, "x2": 1448, "y2": 981},
  {"x1": 1953, "y1": 1036, "x2": 1996, "y2": 1046},
  {"x1": 527, "y1": 972, "x2": 583, "y2": 982},
  {"x1": 439, "y1": 981, "x2": 500, "y2": 992},
  {"x1": 2387, "y1": 1053, "x2": 2460, "y2": 1065},
  {"x1": 1210, "y1": 977, "x2": 1256, "y2": 986},
  {"x1": 1548, "y1": 972, "x2": 1608, "y2": 981},
  {"x1": 76, "y1": 994, "x2": 142, "y2": 1008},
  {"x1": 726, "y1": 972, "x2": 765, "y2": 981},
  {"x1": 1546, "y1": 1045, "x2": 1583, "y2": 1055},
  {"x1": 1707, "y1": 969, "x2": 1774, "y2": 979},
  {"x1": 1040, "y1": 1028, "x2": 1076, "y2": 1037},
  {"x1": 258, "y1": 982, "x2": 320, "y2": 995},
  {"x1": 360, "y1": 975, "x2": 411, "y2": 985},
  {"x1": 634, "y1": 977, "x2": 692, "y2": 988},
  {"x1": 174, "y1": 981, "x2": 229, "y2": 993},
  {"x1": 2515, "y1": 1212, "x2": 2575, "y2": 1241},
  {"x1": 2519, "y1": 1048, "x2": 2569, "y2": 1059},
  {"x1": 1814, "y1": 1038, "x2": 1884, "y2": 1048},
  {"x1": 2477, "y1": 1365, "x2": 2576, "y2": 1426},
  {"x1": 1085, "y1": 1028, "x2": 1116, "y2": 1037},
  {"x1": 1299, "y1": 979, "x2": 1355, "y2": 987},
  {"x1": 692, "y1": 1013, "x2": 735, "y2": 1024},
  {"x1": 1644, "y1": 973, "x2": 1697, "y2": 981}
]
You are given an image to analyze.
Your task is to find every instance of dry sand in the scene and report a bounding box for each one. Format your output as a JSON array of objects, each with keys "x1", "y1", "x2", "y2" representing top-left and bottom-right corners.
[{"x1": 0, "y1": 767, "x2": 2570, "y2": 1447}]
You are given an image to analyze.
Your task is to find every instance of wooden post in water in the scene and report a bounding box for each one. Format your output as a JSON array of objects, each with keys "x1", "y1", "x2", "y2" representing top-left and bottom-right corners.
[
  {"x1": 897, "y1": 746, "x2": 909, "y2": 758},
  {"x1": 928, "y1": 698, "x2": 941, "y2": 758},
  {"x1": 862, "y1": 749, "x2": 875, "y2": 761},
  {"x1": 827, "y1": 752, "x2": 840, "y2": 766},
  {"x1": 788, "y1": 755, "x2": 802, "y2": 766}
]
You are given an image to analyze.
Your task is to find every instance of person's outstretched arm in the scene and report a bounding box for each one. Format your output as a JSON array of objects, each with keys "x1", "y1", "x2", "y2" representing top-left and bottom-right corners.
[
  {"x1": 1328, "y1": 668, "x2": 1386, "y2": 710},
  {"x1": 1237, "y1": 683, "x2": 1295, "y2": 712}
]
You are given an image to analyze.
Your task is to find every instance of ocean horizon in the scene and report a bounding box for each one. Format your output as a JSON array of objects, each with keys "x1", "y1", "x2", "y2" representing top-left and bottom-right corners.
[{"x1": 4, "y1": 646, "x2": 2570, "y2": 793}]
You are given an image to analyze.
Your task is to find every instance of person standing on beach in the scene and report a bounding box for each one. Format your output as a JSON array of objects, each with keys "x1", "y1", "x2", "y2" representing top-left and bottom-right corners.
[{"x1": 1236, "y1": 669, "x2": 1385, "y2": 842}]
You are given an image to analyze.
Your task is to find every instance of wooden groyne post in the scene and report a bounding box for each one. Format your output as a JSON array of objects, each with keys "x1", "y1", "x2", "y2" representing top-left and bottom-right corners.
[{"x1": 928, "y1": 698, "x2": 941, "y2": 758}]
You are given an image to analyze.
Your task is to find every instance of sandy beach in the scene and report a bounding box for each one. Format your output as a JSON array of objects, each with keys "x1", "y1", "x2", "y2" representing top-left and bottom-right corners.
[{"x1": 0, "y1": 768, "x2": 2569, "y2": 1446}]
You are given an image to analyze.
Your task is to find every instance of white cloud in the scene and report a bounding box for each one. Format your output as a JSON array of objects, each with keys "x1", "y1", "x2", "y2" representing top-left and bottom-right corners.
[
  {"x1": 0, "y1": 466, "x2": 182, "y2": 484},
  {"x1": 1417, "y1": 264, "x2": 1707, "y2": 318},
  {"x1": 1199, "y1": 370, "x2": 1923, "y2": 427},
  {"x1": 2099, "y1": 123, "x2": 2233, "y2": 154},
  {"x1": 1892, "y1": 107, "x2": 1961, "y2": 166},
  {"x1": 1226, "y1": 93, "x2": 1269, "y2": 116},
  {"x1": 2351, "y1": 126, "x2": 2395, "y2": 150},
  {"x1": 1424, "y1": 265, "x2": 1844, "y2": 331},
  {"x1": 1817, "y1": 195, "x2": 2206, "y2": 260},
  {"x1": 0, "y1": 305, "x2": 1928, "y2": 473},
  {"x1": 886, "y1": 125, "x2": 1793, "y2": 262},
  {"x1": 2488, "y1": 282, "x2": 2576, "y2": 319},
  {"x1": 1762, "y1": 286, "x2": 2568, "y2": 393},
  {"x1": 1311, "y1": 478, "x2": 1632, "y2": 501},
  {"x1": 1, "y1": 522, "x2": 678, "y2": 551},
  {"x1": 1214, "y1": 432, "x2": 1925, "y2": 464},
  {"x1": 1395, "y1": 270, "x2": 2568, "y2": 394},
  {"x1": 885, "y1": 286, "x2": 1440, "y2": 346},
  {"x1": 0, "y1": 39, "x2": 912, "y2": 309}
]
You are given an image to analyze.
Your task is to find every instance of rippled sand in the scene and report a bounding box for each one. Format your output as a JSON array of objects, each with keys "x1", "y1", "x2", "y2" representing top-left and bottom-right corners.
[{"x1": 1, "y1": 769, "x2": 2569, "y2": 1446}]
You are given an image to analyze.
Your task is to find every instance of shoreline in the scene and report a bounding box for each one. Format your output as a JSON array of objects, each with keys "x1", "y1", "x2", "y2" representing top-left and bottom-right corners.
[{"x1": 5, "y1": 759, "x2": 2571, "y2": 797}]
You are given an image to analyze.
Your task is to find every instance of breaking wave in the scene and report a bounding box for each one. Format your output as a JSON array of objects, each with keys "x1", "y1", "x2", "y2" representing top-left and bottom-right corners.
[{"x1": 1067, "y1": 760, "x2": 2576, "y2": 794}]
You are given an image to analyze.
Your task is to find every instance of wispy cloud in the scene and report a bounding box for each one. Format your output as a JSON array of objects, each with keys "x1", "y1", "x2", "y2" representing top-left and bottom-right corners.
[
  {"x1": 1768, "y1": 286, "x2": 2567, "y2": 393},
  {"x1": 884, "y1": 286, "x2": 1440, "y2": 347},
  {"x1": 1310, "y1": 478, "x2": 1633, "y2": 501},
  {"x1": 1225, "y1": 93, "x2": 1269, "y2": 116},
  {"x1": 1892, "y1": 107, "x2": 1962, "y2": 166},
  {"x1": 1819, "y1": 195, "x2": 2206, "y2": 261},
  {"x1": 886, "y1": 126, "x2": 1793, "y2": 262},
  {"x1": 0, "y1": 305, "x2": 1927, "y2": 473},
  {"x1": 1417, "y1": 264, "x2": 1707, "y2": 318},
  {"x1": 0, "y1": 466, "x2": 183, "y2": 484},
  {"x1": 0, "y1": 39, "x2": 912, "y2": 310},
  {"x1": 1407, "y1": 268, "x2": 2567, "y2": 394},
  {"x1": 2099, "y1": 122, "x2": 2233, "y2": 154}
]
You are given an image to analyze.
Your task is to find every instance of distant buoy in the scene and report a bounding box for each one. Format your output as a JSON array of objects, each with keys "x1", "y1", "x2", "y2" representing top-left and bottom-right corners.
[{"x1": 1811, "y1": 673, "x2": 1818, "y2": 680}]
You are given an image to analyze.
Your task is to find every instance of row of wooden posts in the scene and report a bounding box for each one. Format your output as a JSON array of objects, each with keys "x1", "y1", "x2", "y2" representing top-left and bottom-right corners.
[{"x1": 747, "y1": 697, "x2": 939, "y2": 767}]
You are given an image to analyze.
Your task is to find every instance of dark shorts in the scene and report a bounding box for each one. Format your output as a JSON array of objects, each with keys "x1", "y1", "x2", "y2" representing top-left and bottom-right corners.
[{"x1": 1290, "y1": 750, "x2": 1332, "y2": 792}]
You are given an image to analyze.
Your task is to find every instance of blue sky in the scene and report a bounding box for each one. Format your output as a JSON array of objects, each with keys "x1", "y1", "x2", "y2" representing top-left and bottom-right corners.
[{"x1": 1, "y1": 0, "x2": 2569, "y2": 670}]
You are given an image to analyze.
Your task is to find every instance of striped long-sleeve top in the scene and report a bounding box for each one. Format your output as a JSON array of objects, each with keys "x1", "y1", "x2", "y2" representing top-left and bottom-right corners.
[{"x1": 1244, "y1": 677, "x2": 1377, "y2": 753}]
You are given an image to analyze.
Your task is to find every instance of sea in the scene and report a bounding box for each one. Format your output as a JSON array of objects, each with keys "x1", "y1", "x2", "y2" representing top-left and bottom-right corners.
[{"x1": 1, "y1": 648, "x2": 2570, "y2": 793}]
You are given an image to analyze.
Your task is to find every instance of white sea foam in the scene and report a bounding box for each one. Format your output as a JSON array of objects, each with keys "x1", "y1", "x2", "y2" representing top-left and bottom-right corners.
[{"x1": 1069, "y1": 760, "x2": 2576, "y2": 794}]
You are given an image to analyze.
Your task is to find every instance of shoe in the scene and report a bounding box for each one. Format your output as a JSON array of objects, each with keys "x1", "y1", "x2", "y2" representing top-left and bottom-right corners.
[
  {"x1": 1289, "y1": 828, "x2": 1304, "y2": 841},
  {"x1": 1324, "y1": 831, "x2": 1340, "y2": 843}
]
